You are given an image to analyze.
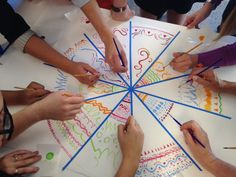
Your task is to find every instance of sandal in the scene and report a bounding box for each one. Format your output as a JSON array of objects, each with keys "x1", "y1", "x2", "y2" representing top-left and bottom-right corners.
[{"x1": 111, "y1": 4, "x2": 135, "y2": 21}]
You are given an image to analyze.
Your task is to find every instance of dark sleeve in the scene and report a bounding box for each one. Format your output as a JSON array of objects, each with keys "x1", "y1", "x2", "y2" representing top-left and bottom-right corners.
[
  {"x1": 0, "y1": 0, "x2": 30, "y2": 44},
  {"x1": 198, "y1": 42, "x2": 236, "y2": 67}
]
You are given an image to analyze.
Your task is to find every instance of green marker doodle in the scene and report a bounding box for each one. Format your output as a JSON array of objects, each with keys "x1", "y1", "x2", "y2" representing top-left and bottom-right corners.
[{"x1": 46, "y1": 152, "x2": 54, "y2": 160}]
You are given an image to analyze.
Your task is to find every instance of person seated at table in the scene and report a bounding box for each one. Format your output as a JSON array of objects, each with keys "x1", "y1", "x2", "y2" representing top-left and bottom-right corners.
[
  {"x1": 95, "y1": 0, "x2": 134, "y2": 21},
  {"x1": 0, "y1": 0, "x2": 127, "y2": 86},
  {"x1": 181, "y1": 120, "x2": 236, "y2": 176},
  {"x1": 0, "y1": 89, "x2": 143, "y2": 177},
  {"x1": 184, "y1": 0, "x2": 235, "y2": 36},
  {"x1": 0, "y1": 90, "x2": 84, "y2": 177},
  {"x1": 2, "y1": 82, "x2": 50, "y2": 105},
  {"x1": 110, "y1": 0, "x2": 135, "y2": 21},
  {"x1": 170, "y1": 40, "x2": 236, "y2": 93},
  {"x1": 170, "y1": 7, "x2": 236, "y2": 93},
  {"x1": 134, "y1": 0, "x2": 206, "y2": 25}
]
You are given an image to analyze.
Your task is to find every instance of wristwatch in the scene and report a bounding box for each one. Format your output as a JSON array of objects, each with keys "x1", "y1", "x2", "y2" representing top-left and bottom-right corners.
[
  {"x1": 205, "y1": 0, "x2": 218, "y2": 9},
  {"x1": 111, "y1": 5, "x2": 127, "y2": 12}
]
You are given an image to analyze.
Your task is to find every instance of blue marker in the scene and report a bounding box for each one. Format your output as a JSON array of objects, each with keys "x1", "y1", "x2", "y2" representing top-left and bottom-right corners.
[{"x1": 113, "y1": 38, "x2": 125, "y2": 67}]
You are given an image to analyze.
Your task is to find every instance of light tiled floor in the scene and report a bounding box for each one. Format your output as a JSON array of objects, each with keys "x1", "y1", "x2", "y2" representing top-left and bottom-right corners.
[
  {"x1": 8, "y1": 0, "x2": 229, "y2": 32},
  {"x1": 128, "y1": 0, "x2": 229, "y2": 32}
]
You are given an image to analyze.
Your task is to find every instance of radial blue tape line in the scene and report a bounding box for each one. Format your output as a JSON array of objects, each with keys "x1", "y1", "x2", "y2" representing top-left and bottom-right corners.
[
  {"x1": 63, "y1": 91, "x2": 129, "y2": 170},
  {"x1": 84, "y1": 89, "x2": 127, "y2": 102},
  {"x1": 84, "y1": 33, "x2": 129, "y2": 87},
  {"x1": 98, "y1": 79, "x2": 128, "y2": 89},
  {"x1": 135, "y1": 90, "x2": 231, "y2": 119},
  {"x1": 133, "y1": 31, "x2": 181, "y2": 87},
  {"x1": 136, "y1": 74, "x2": 189, "y2": 89},
  {"x1": 129, "y1": 21, "x2": 133, "y2": 87},
  {"x1": 133, "y1": 91, "x2": 202, "y2": 171}
]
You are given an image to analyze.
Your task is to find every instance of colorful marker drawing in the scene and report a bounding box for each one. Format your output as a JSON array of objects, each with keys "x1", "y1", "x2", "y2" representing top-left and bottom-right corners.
[
  {"x1": 48, "y1": 19, "x2": 231, "y2": 177},
  {"x1": 137, "y1": 142, "x2": 193, "y2": 177},
  {"x1": 178, "y1": 80, "x2": 223, "y2": 114}
]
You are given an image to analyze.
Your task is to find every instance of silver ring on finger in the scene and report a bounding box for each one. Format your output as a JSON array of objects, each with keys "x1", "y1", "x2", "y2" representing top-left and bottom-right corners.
[{"x1": 14, "y1": 155, "x2": 18, "y2": 161}]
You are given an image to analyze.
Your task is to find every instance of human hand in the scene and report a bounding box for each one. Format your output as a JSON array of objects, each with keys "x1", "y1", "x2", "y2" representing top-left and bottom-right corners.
[
  {"x1": 104, "y1": 37, "x2": 128, "y2": 73},
  {"x1": 70, "y1": 62, "x2": 100, "y2": 86},
  {"x1": 0, "y1": 150, "x2": 41, "y2": 175},
  {"x1": 180, "y1": 120, "x2": 216, "y2": 170},
  {"x1": 189, "y1": 68, "x2": 222, "y2": 92},
  {"x1": 170, "y1": 53, "x2": 198, "y2": 72},
  {"x1": 21, "y1": 81, "x2": 51, "y2": 105},
  {"x1": 34, "y1": 91, "x2": 84, "y2": 121},
  {"x1": 118, "y1": 116, "x2": 144, "y2": 169},
  {"x1": 184, "y1": 3, "x2": 213, "y2": 28}
]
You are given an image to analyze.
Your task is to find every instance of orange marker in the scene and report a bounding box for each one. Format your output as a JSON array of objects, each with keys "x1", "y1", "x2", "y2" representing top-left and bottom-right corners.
[
  {"x1": 62, "y1": 93, "x2": 73, "y2": 97},
  {"x1": 166, "y1": 42, "x2": 203, "y2": 69}
]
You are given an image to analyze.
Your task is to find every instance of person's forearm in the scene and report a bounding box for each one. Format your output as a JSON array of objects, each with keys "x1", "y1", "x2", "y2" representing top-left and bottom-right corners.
[
  {"x1": 1, "y1": 91, "x2": 25, "y2": 105},
  {"x1": 11, "y1": 103, "x2": 42, "y2": 140},
  {"x1": 198, "y1": 42, "x2": 236, "y2": 67},
  {"x1": 208, "y1": 158, "x2": 236, "y2": 177},
  {"x1": 24, "y1": 35, "x2": 74, "y2": 74},
  {"x1": 115, "y1": 159, "x2": 138, "y2": 177},
  {"x1": 221, "y1": 81, "x2": 236, "y2": 95},
  {"x1": 81, "y1": 0, "x2": 113, "y2": 43}
]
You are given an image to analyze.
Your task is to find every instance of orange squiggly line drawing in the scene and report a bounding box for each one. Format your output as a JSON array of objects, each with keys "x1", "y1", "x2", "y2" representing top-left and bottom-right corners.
[
  {"x1": 88, "y1": 83, "x2": 114, "y2": 94},
  {"x1": 86, "y1": 100, "x2": 111, "y2": 114},
  {"x1": 134, "y1": 48, "x2": 152, "y2": 77},
  {"x1": 204, "y1": 87, "x2": 212, "y2": 111}
]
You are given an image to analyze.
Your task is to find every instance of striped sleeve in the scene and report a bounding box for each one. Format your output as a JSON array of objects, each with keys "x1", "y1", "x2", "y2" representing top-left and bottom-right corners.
[{"x1": 12, "y1": 30, "x2": 35, "y2": 51}]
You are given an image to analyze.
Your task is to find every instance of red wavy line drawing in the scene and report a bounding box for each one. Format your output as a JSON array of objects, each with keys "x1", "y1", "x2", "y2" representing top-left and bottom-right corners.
[
  {"x1": 47, "y1": 120, "x2": 72, "y2": 158},
  {"x1": 61, "y1": 122, "x2": 81, "y2": 147},
  {"x1": 134, "y1": 48, "x2": 152, "y2": 77},
  {"x1": 86, "y1": 100, "x2": 111, "y2": 114},
  {"x1": 74, "y1": 118, "x2": 91, "y2": 136},
  {"x1": 140, "y1": 147, "x2": 180, "y2": 163},
  {"x1": 113, "y1": 28, "x2": 128, "y2": 36},
  {"x1": 75, "y1": 113, "x2": 96, "y2": 129},
  {"x1": 133, "y1": 26, "x2": 174, "y2": 37}
]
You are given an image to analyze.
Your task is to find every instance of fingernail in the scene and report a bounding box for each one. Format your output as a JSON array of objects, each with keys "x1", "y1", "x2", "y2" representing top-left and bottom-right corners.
[
  {"x1": 192, "y1": 76, "x2": 197, "y2": 81},
  {"x1": 183, "y1": 130, "x2": 187, "y2": 135}
]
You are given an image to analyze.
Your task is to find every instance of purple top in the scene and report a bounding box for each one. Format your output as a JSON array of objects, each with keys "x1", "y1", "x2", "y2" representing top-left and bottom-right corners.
[{"x1": 198, "y1": 42, "x2": 236, "y2": 66}]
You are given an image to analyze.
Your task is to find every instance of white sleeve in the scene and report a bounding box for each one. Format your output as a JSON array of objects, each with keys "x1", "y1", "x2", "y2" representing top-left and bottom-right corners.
[
  {"x1": 71, "y1": 0, "x2": 90, "y2": 8},
  {"x1": 12, "y1": 30, "x2": 35, "y2": 52}
]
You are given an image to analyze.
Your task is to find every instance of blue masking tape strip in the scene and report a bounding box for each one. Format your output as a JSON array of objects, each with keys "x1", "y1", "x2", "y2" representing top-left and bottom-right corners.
[
  {"x1": 98, "y1": 79, "x2": 127, "y2": 89},
  {"x1": 85, "y1": 89, "x2": 127, "y2": 102},
  {"x1": 135, "y1": 90, "x2": 231, "y2": 119},
  {"x1": 63, "y1": 91, "x2": 129, "y2": 170},
  {"x1": 133, "y1": 91, "x2": 202, "y2": 171},
  {"x1": 135, "y1": 74, "x2": 189, "y2": 89},
  {"x1": 84, "y1": 33, "x2": 129, "y2": 87},
  {"x1": 133, "y1": 31, "x2": 181, "y2": 87}
]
